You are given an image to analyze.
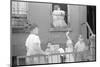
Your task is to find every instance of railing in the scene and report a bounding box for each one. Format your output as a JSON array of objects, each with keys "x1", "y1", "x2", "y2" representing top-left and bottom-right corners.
[{"x1": 16, "y1": 49, "x2": 95, "y2": 66}]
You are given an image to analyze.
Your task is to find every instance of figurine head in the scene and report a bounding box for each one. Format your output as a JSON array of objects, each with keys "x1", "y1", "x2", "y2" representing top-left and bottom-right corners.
[
  {"x1": 78, "y1": 35, "x2": 84, "y2": 41},
  {"x1": 54, "y1": 5, "x2": 61, "y2": 10}
]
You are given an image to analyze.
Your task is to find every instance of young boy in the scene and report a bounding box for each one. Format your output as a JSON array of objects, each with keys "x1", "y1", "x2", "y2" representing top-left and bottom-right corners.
[{"x1": 25, "y1": 25, "x2": 46, "y2": 64}]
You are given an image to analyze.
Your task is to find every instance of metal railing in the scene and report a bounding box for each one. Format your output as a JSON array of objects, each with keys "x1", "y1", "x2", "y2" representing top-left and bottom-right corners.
[{"x1": 16, "y1": 48, "x2": 95, "y2": 66}]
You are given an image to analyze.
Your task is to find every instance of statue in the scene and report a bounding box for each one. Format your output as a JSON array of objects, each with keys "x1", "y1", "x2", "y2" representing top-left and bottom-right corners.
[
  {"x1": 65, "y1": 31, "x2": 74, "y2": 62},
  {"x1": 52, "y1": 5, "x2": 67, "y2": 28}
]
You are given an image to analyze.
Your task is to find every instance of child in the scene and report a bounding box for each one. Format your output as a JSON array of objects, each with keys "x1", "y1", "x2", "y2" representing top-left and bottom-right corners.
[
  {"x1": 74, "y1": 35, "x2": 88, "y2": 61},
  {"x1": 25, "y1": 25, "x2": 46, "y2": 64},
  {"x1": 58, "y1": 48, "x2": 65, "y2": 63}
]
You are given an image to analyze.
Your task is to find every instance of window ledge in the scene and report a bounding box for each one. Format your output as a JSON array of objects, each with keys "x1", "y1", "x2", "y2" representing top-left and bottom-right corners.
[{"x1": 49, "y1": 27, "x2": 72, "y2": 32}]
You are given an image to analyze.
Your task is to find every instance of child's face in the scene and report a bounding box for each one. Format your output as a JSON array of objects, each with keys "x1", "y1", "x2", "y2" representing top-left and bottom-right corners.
[{"x1": 32, "y1": 27, "x2": 38, "y2": 34}]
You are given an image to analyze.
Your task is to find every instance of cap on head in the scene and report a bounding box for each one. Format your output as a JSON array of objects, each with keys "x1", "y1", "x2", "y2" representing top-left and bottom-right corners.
[{"x1": 29, "y1": 24, "x2": 38, "y2": 31}]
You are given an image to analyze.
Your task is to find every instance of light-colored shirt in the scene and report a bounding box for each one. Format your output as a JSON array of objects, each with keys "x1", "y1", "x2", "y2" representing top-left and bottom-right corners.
[
  {"x1": 25, "y1": 34, "x2": 42, "y2": 56},
  {"x1": 75, "y1": 40, "x2": 87, "y2": 52}
]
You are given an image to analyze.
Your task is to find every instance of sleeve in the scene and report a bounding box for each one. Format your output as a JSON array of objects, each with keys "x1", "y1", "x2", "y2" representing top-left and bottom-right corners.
[
  {"x1": 75, "y1": 41, "x2": 79, "y2": 49},
  {"x1": 25, "y1": 35, "x2": 30, "y2": 48},
  {"x1": 25, "y1": 35, "x2": 41, "y2": 49}
]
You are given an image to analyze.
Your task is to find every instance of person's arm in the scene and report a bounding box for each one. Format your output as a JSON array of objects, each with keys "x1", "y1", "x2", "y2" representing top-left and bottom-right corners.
[
  {"x1": 33, "y1": 42, "x2": 48, "y2": 55},
  {"x1": 25, "y1": 35, "x2": 31, "y2": 53},
  {"x1": 74, "y1": 42, "x2": 78, "y2": 52},
  {"x1": 61, "y1": 10, "x2": 65, "y2": 16}
]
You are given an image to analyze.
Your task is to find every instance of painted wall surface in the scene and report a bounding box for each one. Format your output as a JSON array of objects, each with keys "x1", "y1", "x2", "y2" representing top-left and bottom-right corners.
[
  {"x1": 27, "y1": 3, "x2": 67, "y2": 50},
  {"x1": 68, "y1": 5, "x2": 87, "y2": 43},
  {"x1": 27, "y1": 3, "x2": 87, "y2": 51},
  {"x1": 12, "y1": 3, "x2": 87, "y2": 56},
  {"x1": 27, "y1": 2, "x2": 52, "y2": 50}
]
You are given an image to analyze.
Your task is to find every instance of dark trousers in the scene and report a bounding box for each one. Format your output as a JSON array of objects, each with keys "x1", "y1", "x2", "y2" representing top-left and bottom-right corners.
[{"x1": 60, "y1": 55, "x2": 66, "y2": 63}]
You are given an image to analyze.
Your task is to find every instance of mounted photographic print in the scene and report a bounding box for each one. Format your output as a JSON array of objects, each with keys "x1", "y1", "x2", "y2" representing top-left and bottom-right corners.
[{"x1": 11, "y1": 0, "x2": 96, "y2": 66}]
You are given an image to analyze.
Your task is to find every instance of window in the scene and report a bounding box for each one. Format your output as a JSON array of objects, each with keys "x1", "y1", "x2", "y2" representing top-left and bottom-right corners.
[
  {"x1": 50, "y1": 3, "x2": 70, "y2": 32},
  {"x1": 11, "y1": 1, "x2": 29, "y2": 33},
  {"x1": 12, "y1": 1, "x2": 28, "y2": 15}
]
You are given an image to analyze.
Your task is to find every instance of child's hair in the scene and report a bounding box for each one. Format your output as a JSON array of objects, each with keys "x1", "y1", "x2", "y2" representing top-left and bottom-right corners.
[{"x1": 29, "y1": 24, "x2": 38, "y2": 32}]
